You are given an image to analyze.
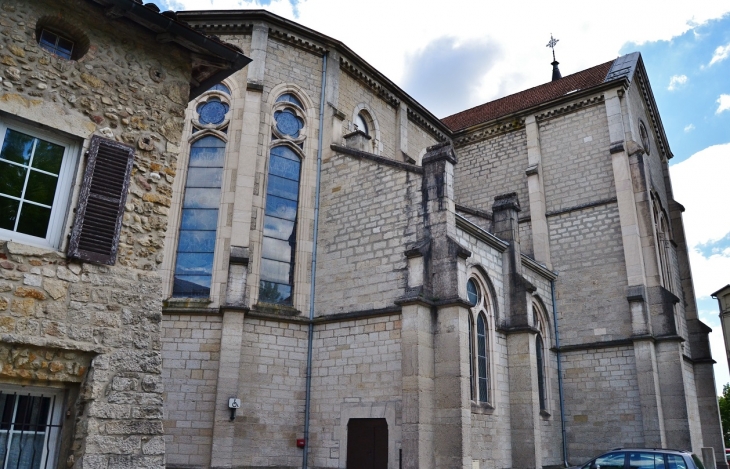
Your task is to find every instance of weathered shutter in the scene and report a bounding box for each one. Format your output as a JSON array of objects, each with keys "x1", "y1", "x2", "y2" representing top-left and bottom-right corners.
[{"x1": 67, "y1": 135, "x2": 134, "y2": 265}]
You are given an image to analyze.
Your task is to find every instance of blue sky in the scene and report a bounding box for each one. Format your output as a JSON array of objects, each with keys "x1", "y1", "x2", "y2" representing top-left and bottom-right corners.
[{"x1": 156, "y1": 0, "x2": 730, "y2": 392}]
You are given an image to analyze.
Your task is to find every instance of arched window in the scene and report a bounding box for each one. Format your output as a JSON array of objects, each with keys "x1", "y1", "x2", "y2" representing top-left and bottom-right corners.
[
  {"x1": 467, "y1": 276, "x2": 492, "y2": 404},
  {"x1": 354, "y1": 113, "x2": 369, "y2": 135},
  {"x1": 536, "y1": 334, "x2": 546, "y2": 410},
  {"x1": 172, "y1": 84, "x2": 230, "y2": 298},
  {"x1": 260, "y1": 92, "x2": 306, "y2": 305},
  {"x1": 533, "y1": 301, "x2": 549, "y2": 412}
]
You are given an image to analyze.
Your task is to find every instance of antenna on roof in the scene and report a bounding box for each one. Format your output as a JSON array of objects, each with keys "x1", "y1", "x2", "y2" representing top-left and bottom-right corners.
[{"x1": 546, "y1": 34, "x2": 562, "y2": 81}]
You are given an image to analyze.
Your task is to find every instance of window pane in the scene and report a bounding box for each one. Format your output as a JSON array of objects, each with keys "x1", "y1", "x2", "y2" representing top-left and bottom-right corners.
[
  {"x1": 198, "y1": 99, "x2": 229, "y2": 125},
  {"x1": 180, "y1": 209, "x2": 219, "y2": 231},
  {"x1": 0, "y1": 196, "x2": 19, "y2": 231},
  {"x1": 183, "y1": 188, "x2": 221, "y2": 209},
  {"x1": 667, "y1": 455, "x2": 687, "y2": 469},
  {"x1": 189, "y1": 140, "x2": 225, "y2": 167},
  {"x1": 173, "y1": 275, "x2": 210, "y2": 298},
  {"x1": 263, "y1": 217, "x2": 295, "y2": 241},
  {"x1": 25, "y1": 171, "x2": 58, "y2": 206},
  {"x1": 31, "y1": 140, "x2": 64, "y2": 174},
  {"x1": 269, "y1": 153, "x2": 300, "y2": 181},
  {"x1": 466, "y1": 279, "x2": 479, "y2": 306},
  {"x1": 16, "y1": 203, "x2": 51, "y2": 238},
  {"x1": 597, "y1": 453, "x2": 626, "y2": 469},
  {"x1": 185, "y1": 167, "x2": 224, "y2": 188},
  {"x1": 259, "y1": 280, "x2": 292, "y2": 305},
  {"x1": 262, "y1": 237, "x2": 294, "y2": 263},
  {"x1": 265, "y1": 195, "x2": 297, "y2": 221},
  {"x1": 1, "y1": 129, "x2": 35, "y2": 166},
  {"x1": 0, "y1": 161, "x2": 27, "y2": 198},
  {"x1": 260, "y1": 258, "x2": 291, "y2": 285},
  {"x1": 208, "y1": 83, "x2": 230, "y2": 95},
  {"x1": 39, "y1": 30, "x2": 58, "y2": 48},
  {"x1": 275, "y1": 93, "x2": 303, "y2": 108},
  {"x1": 477, "y1": 315, "x2": 488, "y2": 402},
  {"x1": 177, "y1": 231, "x2": 216, "y2": 253},
  {"x1": 174, "y1": 252, "x2": 214, "y2": 276},
  {"x1": 266, "y1": 175, "x2": 299, "y2": 201},
  {"x1": 630, "y1": 453, "x2": 664, "y2": 469}
]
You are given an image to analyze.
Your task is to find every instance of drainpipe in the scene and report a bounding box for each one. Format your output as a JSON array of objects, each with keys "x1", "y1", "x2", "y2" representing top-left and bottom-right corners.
[
  {"x1": 551, "y1": 278, "x2": 569, "y2": 467},
  {"x1": 302, "y1": 50, "x2": 327, "y2": 469}
]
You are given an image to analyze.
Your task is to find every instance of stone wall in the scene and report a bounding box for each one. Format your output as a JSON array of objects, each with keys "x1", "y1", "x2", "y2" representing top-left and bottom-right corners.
[
  {"x1": 315, "y1": 152, "x2": 421, "y2": 315},
  {"x1": 407, "y1": 118, "x2": 439, "y2": 163},
  {"x1": 161, "y1": 314, "x2": 222, "y2": 468},
  {"x1": 0, "y1": 1, "x2": 193, "y2": 467}
]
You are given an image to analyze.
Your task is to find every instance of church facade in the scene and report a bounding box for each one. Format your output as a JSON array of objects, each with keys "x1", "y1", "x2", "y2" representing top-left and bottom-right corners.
[{"x1": 157, "y1": 9, "x2": 726, "y2": 469}]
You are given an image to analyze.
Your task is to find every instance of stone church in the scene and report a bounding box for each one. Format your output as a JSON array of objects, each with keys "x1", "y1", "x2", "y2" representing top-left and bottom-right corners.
[{"x1": 0, "y1": 2, "x2": 724, "y2": 469}]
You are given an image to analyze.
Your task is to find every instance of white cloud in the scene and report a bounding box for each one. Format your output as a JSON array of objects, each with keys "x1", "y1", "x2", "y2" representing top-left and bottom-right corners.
[
  {"x1": 709, "y1": 42, "x2": 730, "y2": 66},
  {"x1": 668, "y1": 74, "x2": 688, "y2": 91},
  {"x1": 164, "y1": 0, "x2": 730, "y2": 115},
  {"x1": 717, "y1": 94, "x2": 730, "y2": 114},
  {"x1": 684, "y1": 123, "x2": 695, "y2": 132}
]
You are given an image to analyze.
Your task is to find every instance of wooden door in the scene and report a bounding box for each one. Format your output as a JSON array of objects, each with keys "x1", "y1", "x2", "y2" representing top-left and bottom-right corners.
[{"x1": 346, "y1": 418, "x2": 388, "y2": 469}]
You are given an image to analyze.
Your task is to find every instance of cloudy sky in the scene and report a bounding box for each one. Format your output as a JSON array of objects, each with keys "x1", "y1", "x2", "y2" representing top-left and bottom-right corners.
[{"x1": 154, "y1": 0, "x2": 730, "y2": 392}]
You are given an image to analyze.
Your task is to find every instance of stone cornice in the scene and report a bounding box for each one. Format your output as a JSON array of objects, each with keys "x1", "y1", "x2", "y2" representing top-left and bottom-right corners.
[
  {"x1": 455, "y1": 214, "x2": 508, "y2": 252},
  {"x1": 340, "y1": 57, "x2": 400, "y2": 107},
  {"x1": 633, "y1": 60, "x2": 673, "y2": 159},
  {"x1": 331, "y1": 144, "x2": 424, "y2": 174},
  {"x1": 406, "y1": 108, "x2": 449, "y2": 143},
  {"x1": 268, "y1": 26, "x2": 327, "y2": 54},
  {"x1": 533, "y1": 94, "x2": 604, "y2": 121},
  {"x1": 452, "y1": 118, "x2": 525, "y2": 147},
  {"x1": 521, "y1": 256, "x2": 557, "y2": 281}
]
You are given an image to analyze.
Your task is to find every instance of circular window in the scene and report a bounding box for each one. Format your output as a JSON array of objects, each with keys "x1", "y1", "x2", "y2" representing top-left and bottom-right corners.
[
  {"x1": 275, "y1": 109, "x2": 304, "y2": 138},
  {"x1": 639, "y1": 121, "x2": 651, "y2": 155},
  {"x1": 466, "y1": 279, "x2": 479, "y2": 306},
  {"x1": 197, "y1": 99, "x2": 229, "y2": 125}
]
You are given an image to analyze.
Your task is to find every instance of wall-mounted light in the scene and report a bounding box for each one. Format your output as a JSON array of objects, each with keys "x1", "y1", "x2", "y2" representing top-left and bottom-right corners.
[{"x1": 228, "y1": 398, "x2": 241, "y2": 421}]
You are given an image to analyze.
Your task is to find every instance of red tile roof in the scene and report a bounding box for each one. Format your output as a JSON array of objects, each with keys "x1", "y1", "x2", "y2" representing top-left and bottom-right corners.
[{"x1": 441, "y1": 60, "x2": 615, "y2": 132}]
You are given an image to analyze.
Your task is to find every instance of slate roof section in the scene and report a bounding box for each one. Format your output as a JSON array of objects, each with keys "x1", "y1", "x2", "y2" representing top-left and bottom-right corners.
[{"x1": 442, "y1": 59, "x2": 615, "y2": 132}]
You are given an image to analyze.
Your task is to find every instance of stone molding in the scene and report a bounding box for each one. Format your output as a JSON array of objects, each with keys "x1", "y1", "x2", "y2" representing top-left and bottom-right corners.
[
  {"x1": 452, "y1": 118, "x2": 525, "y2": 147},
  {"x1": 544, "y1": 196, "x2": 618, "y2": 218},
  {"x1": 534, "y1": 94, "x2": 605, "y2": 122},
  {"x1": 340, "y1": 57, "x2": 400, "y2": 107},
  {"x1": 330, "y1": 144, "x2": 424, "y2": 174},
  {"x1": 406, "y1": 107, "x2": 449, "y2": 143}
]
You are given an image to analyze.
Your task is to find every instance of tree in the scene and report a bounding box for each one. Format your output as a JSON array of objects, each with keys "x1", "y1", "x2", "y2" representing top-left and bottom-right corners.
[{"x1": 719, "y1": 383, "x2": 730, "y2": 447}]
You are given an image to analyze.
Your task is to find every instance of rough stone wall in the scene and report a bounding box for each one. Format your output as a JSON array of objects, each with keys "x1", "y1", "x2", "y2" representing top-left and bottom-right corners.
[
  {"x1": 539, "y1": 104, "x2": 614, "y2": 214},
  {"x1": 547, "y1": 204, "x2": 631, "y2": 345},
  {"x1": 519, "y1": 221, "x2": 533, "y2": 258},
  {"x1": 561, "y1": 346, "x2": 644, "y2": 461},
  {"x1": 161, "y1": 314, "x2": 222, "y2": 468},
  {"x1": 263, "y1": 37, "x2": 322, "y2": 112},
  {"x1": 308, "y1": 314, "x2": 402, "y2": 468},
  {"x1": 0, "y1": 1, "x2": 193, "y2": 467},
  {"x1": 454, "y1": 130, "x2": 530, "y2": 218},
  {"x1": 315, "y1": 153, "x2": 421, "y2": 315},
  {"x1": 406, "y1": 118, "x2": 439, "y2": 162},
  {"x1": 230, "y1": 318, "x2": 308, "y2": 467},
  {"x1": 338, "y1": 72, "x2": 397, "y2": 158}
]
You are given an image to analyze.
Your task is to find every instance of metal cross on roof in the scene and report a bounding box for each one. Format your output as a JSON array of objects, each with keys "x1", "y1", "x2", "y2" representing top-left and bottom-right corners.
[{"x1": 546, "y1": 34, "x2": 559, "y2": 62}]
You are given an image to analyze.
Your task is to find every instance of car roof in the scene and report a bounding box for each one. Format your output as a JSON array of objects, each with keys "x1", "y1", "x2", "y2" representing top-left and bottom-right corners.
[{"x1": 607, "y1": 448, "x2": 689, "y2": 455}]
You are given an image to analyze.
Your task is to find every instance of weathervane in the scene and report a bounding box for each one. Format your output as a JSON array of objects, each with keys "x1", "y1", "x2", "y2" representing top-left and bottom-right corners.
[{"x1": 546, "y1": 34, "x2": 559, "y2": 62}]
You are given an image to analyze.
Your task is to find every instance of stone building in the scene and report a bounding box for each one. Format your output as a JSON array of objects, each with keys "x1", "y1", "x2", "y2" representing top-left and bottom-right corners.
[
  {"x1": 153, "y1": 9, "x2": 726, "y2": 469},
  {"x1": 0, "y1": 1, "x2": 248, "y2": 468}
]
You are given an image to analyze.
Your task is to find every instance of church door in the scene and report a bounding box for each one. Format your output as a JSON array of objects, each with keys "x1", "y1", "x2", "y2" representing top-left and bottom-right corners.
[{"x1": 346, "y1": 418, "x2": 388, "y2": 469}]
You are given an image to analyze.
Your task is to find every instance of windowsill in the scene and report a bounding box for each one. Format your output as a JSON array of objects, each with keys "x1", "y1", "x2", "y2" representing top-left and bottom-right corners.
[
  {"x1": 470, "y1": 401, "x2": 495, "y2": 415},
  {"x1": 163, "y1": 297, "x2": 218, "y2": 315},
  {"x1": 253, "y1": 302, "x2": 301, "y2": 317},
  {"x1": 540, "y1": 409, "x2": 551, "y2": 418}
]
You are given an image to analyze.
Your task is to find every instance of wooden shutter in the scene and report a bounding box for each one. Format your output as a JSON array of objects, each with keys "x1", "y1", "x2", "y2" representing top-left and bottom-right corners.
[{"x1": 67, "y1": 135, "x2": 134, "y2": 265}]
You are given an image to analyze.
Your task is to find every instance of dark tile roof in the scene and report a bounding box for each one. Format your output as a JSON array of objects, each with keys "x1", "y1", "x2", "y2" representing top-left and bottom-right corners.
[{"x1": 441, "y1": 60, "x2": 615, "y2": 132}]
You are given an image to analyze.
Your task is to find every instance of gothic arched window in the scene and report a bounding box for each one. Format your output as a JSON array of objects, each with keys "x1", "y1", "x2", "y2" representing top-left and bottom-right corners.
[
  {"x1": 533, "y1": 301, "x2": 550, "y2": 412},
  {"x1": 467, "y1": 275, "x2": 492, "y2": 405},
  {"x1": 172, "y1": 83, "x2": 230, "y2": 298},
  {"x1": 260, "y1": 92, "x2": 306, "y2": 305}
]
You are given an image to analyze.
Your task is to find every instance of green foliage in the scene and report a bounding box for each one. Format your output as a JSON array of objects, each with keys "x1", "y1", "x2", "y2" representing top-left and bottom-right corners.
[{"x1": 719, "y1": 383, "x2": 730, "y2": 447}]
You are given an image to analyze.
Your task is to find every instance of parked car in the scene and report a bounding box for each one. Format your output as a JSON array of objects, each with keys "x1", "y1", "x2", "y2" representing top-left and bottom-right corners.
[
  {"x1": 725, "y1": 448, "x2": 729, "y2": 462},
  {"x1": 572, "y1": 448, "x2": 704, "y2": 469}
]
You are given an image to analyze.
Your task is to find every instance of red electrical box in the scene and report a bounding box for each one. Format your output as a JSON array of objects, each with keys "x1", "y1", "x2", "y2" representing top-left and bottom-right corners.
[{"x1": 296, "y1": 438, "x2": 305, "y2": 448}]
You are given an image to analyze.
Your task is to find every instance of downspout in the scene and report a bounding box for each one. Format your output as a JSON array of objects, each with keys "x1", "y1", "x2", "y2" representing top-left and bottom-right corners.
[
  {"x1": 302, "y1": 50, "x2": 327, "y2": 469},
  {"x1": 551, "y1": 278, "x2": 569, "y2": 467}
]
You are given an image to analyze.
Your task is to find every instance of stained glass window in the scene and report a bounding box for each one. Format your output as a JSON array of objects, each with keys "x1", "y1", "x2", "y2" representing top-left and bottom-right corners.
[
  {"x1": 477, "y1": 314, "x2": 489, "y2": 403},
  {"x1": 172, "y1": 135, "x2": 225, "y2": 297},
  {"x1": 197, "y1": 98, "x2": 229, "y2": 126},
  {"x1": 274, "y1": 109, "x2": 303, "y2": 138},
  {"x1": 275, "y1": 93, "x2": 303, "y2": 108},
  {"x1": 260, "y1": 145, "x2": 301, "y2": 305},
  {"x1": 536, "y1": 334, "x2": 546, "y2": 410},
  {"x1": 208, "y1": 83, "x2": 231, "y2": 95}
]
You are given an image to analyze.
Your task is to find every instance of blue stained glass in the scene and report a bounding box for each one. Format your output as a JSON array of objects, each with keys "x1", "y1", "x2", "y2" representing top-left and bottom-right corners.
[
  {"x1": 265, "y1": 195, "x2": 297, "y2": 221},
  {"x1": 198, "y1": 99, "x2": 229, "y2": 125},
  {"x1": 262, "y1": 237, "x2": 293, "y2": 263},
  {"x1": 180, "y1": 209, "x2": 219, "y2": 230},
  {"x1": 183, "y1": 188, "x2": 221, "y2": 209},
  {"x1": 266, "y1": 175, "x2": 299, "y2": 201},
  {"x1": 275, "y1": 93, "x2": 303, "y2": 108},
  {"x1": 208, "y1": 83, "x2": 230, "y2": 95},
  {"x1": 467, "y1": 279, "x2": 479, "y2": 306},
  {"x1": 175, "y1": 252, "x2": 215, "y2": 276},
  {"x1": 186, "y1": 167, "x2": 224, "y2": 188},
  {"x1": 274, "y1": 109, "x2": 303, "y2": 137},
  {"x1": 264, "y1": 217, "x2": 295, "y2": 241},
  {"x1": 189, "y1": 140, "x2": 225, "y2": 167},
  {"x1": 269, "y1": 153, "x2": 300, "y2": 181},
  {"x1": 271, "y1": 145, "x2": 300, "y2": 161},
  {"x1": 177, "y1": 230, "x2": 217, "y2": 253}
]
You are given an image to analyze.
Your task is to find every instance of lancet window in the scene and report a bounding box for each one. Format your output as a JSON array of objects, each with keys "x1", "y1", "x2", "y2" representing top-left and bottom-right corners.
[{"x1": 467, "y1": 275, "x2": 493, "y2": 405}]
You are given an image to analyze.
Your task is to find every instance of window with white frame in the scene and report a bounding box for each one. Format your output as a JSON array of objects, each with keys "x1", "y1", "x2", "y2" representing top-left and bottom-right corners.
[
  {"x1": 0, "y1": 119, "x2": 79, "y2": 250},
  {"x1": 0, "y1": 385, "x2": 64, "y2": 469},
  {"x1": 466, "y1": 275, "x2": 492, "y2": 405}
]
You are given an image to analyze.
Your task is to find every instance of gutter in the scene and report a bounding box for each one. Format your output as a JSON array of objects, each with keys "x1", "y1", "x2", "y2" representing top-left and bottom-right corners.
[
  {"x1": 551, "y1": 279, "x2": 569, "y2": 467},
  {"x1": 302, "y1": 50, "x2": 327, "y2": 469}
]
